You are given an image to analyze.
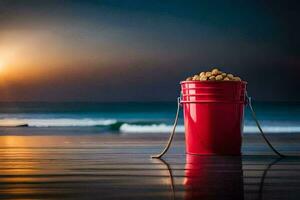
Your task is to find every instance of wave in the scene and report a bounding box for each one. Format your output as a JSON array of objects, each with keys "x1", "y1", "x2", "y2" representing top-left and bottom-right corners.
[
  {"x1": 120, "y1": 123, "x2": 185, "y2": 133},
  {"x1": 0, "y1": 118, "x2": 117, "y2": 127},
  {"x1": 0, "y1": 118, "x2": 163, "y2": 129},
  {"x1": 119, "y1": 124, "x2": 300, "y2": 134},
  {"x1": 0, "y1": 118, "x2": 299, "y2": 134}
]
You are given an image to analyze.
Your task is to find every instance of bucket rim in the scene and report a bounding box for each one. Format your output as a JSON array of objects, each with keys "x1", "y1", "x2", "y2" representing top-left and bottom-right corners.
[
  {"x1": 180, "y1": 80, "x2": 247, "y2": 84},
  {"x1": 180, "y1": 100, "x2": 246, "y2": 104}
]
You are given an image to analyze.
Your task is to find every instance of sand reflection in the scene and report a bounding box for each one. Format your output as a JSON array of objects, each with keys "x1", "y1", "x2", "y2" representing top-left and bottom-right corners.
[
  {"x1": 1, "y1": 136, "x2": 39, "y2": 197},
  {"x1": 0, "y1": 136, "x2": 69, "y2": 198}
]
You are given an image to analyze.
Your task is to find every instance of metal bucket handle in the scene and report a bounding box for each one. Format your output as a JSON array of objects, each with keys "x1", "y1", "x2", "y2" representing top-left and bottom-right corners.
[{"x1": 151, "y1": 91, "x2": 285, "y2": 159}]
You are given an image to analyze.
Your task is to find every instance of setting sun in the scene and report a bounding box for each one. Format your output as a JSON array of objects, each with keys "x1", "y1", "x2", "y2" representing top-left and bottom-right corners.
[{"x1": 0, "y1": 60, "x2": 4, "y2": 71}]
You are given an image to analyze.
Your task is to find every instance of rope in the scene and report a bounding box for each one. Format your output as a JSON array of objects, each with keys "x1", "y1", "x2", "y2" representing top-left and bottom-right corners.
[
  {"x1": 151, "y1": 97, "x2": 181, "y2": 159},
  {"x1": 246, "y1": 92, "x2": 285, "y2": 158}
]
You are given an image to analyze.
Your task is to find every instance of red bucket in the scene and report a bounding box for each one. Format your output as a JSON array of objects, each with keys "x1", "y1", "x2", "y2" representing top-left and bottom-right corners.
[{"x1": 181, "y1": 81, "x2": 247, "y2": 155}]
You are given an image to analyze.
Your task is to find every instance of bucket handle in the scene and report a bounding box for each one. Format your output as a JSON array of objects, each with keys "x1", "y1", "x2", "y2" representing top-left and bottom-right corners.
[
  {"x1": 151, "y1": 97, "x2": 181, "y2": 159},
  {"x1": 151, "y1": 92, "x2": 285, "y2": 159},
  {"x1": 246, "y1": 92, "x2": 285, "y2": 158}
]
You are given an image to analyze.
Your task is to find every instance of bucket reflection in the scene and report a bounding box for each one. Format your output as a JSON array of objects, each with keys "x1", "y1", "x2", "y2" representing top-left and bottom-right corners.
[{"x1": 184, "y1": 155, "x2": 244, "y2": 200}]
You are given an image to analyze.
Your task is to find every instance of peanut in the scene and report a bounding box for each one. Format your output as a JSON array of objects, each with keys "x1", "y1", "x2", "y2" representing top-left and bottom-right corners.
[
  {"x1": 227, "y1": 74, "x2": 234, "y2": 79},
  {"x1": 233, "y1": 77, "x2": 241, "y2": 81},
  {"x1": 215, "y1": 75, "x2": 223, "y2": 81},
  {"x1": 199, "y1": 72, "x2": 205, "y2": 77},
  {"x1": 205, "y1": 72, "x2": 212, "y2": 77},
  {"x1": 185, "y1": 69, "x2": 242, "y2": 82},
  {"x1": 209, "y1": 76, "x2": 216, "y2": 81},
  {"x1": 200, "y1": 76, "x2": 208, "y2": 81},
  {"x1": 211, "y1": 69, "x2": 220, "y2": 76},
  {"x1": 192, "y1": 75, "x2": 199, "y2": 80}
]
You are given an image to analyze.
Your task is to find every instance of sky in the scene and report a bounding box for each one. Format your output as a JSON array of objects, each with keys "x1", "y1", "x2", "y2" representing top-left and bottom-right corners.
[{"x1": 0, "y1": 0, "x2": 299, "y2": 102}]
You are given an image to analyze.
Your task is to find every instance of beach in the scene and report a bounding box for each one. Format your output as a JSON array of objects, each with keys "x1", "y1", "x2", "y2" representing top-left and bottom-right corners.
[
  {"x1": 1, "y1": 1, "x2": 299, "y2": 199},
  {"x1": 0, "y1": 133, "x2": 300, "y2": 200},
  {"x1": 0, "y1": 102, "x2": 299, "y2": 199}
]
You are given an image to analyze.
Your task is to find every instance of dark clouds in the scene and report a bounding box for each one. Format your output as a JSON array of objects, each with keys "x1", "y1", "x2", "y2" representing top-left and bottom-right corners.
[{"x1": 0, "y1": 0, "x2": 299, "y2": 101}]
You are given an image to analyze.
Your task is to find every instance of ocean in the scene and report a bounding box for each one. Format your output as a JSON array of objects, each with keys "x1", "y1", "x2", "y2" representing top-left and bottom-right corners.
[{"x1": 0, "y1": 102, "x2": 299, "y2": 135}]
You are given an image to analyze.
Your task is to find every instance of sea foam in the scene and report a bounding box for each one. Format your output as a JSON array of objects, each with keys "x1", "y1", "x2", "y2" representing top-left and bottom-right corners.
[
  {"x1": 0, "y1": 118, "x2": 299, "y2": 134},
  {"x1": 0, "y1": 118, "x2": 117, "y2": 127},
  {"x1": 120, "y1": 123, "x2": 300, "y2": 134}
]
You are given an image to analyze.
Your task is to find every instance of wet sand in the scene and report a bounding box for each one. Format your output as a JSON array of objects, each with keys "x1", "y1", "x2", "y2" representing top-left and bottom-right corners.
[{"x1": 0, "y1": 133, "x2": 300, "y2": 200}]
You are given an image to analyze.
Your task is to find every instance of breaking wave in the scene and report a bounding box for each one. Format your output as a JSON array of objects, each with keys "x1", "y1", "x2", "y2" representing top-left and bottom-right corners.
[
  {"x1": 119, "y1": 123, "x2": 300, "y2": 134},
  {"x1": 0, "y1": 118, "x2": 117, "y2": 127},
  {"x1": 0, "y1": 118, "x2": 299, "y2": 134}
]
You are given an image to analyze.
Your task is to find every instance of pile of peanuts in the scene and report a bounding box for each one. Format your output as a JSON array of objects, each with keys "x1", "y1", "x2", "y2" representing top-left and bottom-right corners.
[{"x1": 185, "y1": 68, "x2": 242, "y2": 81}]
